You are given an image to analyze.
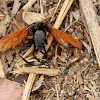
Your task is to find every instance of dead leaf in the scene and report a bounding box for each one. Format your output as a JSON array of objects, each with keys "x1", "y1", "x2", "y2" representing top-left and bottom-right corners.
[
  {"x1": 57, "y1": 55, "x2": 67, "y2": 62},
  {"x1": 0, "y1": 10, "x2": 5, "y2": 20},
  {"x1": 22, "y1": 11, "x2": 45, "y2": 25},
  {"x1": 14, "y1": 74, "x2": 27, "y2": 84},
  {"x1": 0, "y1": 23, "x2": 6, "y2": 37},
  {"x1": 69, "y1": 57, "x2": 79, "y2": 63},
  {"x1": 5, "y1": 51, "x2": 14, "y2": 64},
  {"x1": 32, "y1": 75, "x2": 44, "y2": 91},
  {"x1": 72, "y1": 10, "x2": 80, "y2": 20},
  {"x1": 1, "y1": 10, "x2": 11, "y2": 24}
]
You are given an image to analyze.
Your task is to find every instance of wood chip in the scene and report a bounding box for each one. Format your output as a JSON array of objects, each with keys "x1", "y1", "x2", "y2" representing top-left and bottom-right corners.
[
  {"x1": 79, "y1": 0, "x2": 100, "y2": 67},
  {"x1": 13, "y1": 67, "x2": 61, "y2": 76},
  {"x1": 77, "y1": 71, "x2": 83, "y2": 85}
]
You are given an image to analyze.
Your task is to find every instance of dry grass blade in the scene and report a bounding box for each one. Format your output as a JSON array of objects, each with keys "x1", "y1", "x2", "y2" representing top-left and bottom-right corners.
[
  {"x1": 77, "y1": 71, "x2": 83, "y2": 85},
  {"x1": 40, "y1": 0, "x2": 44, "y2": 15},
  {"x1": 81, "y1": 40, "x2": 92, "y2": 56},
  {"x1": 55, "y1": 82, "x2": 60, "y2": 100}
]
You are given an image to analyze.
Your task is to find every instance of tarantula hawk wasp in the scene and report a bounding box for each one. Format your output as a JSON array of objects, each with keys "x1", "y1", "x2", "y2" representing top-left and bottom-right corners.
[
  {"x1": 18, "y1": 22, "x2": 50, "y2": 65},
  {"x1": 0, "y1": 22, "x2": 83, "y2": 66}
]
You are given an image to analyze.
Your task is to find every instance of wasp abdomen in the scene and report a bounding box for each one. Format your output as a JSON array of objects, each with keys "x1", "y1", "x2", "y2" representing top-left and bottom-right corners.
[{"x1": 34, "y1": 30, "x2": 46, "y2": 50}]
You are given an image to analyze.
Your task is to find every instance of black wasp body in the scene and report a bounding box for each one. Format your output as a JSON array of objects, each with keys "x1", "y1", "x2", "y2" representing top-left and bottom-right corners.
[
  {"x1": 18, "y1": 22, "x2": 50, "y2": 66},
  {"x1": 34, "y1": 30, "x2": 46, "y2": 50}
]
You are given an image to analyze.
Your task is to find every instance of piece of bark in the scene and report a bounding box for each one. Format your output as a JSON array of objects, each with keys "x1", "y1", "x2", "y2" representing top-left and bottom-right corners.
[
  {"x1": 79, "y1": 0, "x2": 100, "y2": 67},
  {"x1": 13, "y1": 67, "x2": 61, "y2": 76},
  {"x1": 0, "y1": 79, "x2": 24, "y2": 100}
]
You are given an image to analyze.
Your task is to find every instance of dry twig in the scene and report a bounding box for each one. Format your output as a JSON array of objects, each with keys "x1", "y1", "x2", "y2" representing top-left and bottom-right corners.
[{"x1": 80, "y1": 0, "x2": 100, "y2": 67}]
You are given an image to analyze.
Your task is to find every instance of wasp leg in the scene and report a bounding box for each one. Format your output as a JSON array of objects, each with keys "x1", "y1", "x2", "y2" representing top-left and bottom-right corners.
[
  {"x1": 40, "y1": 46, "x2": 49, "y2": 66},
  {"x1": 43, "y1": 46, "x2": 47, "y2": 56},
  {"x1": 32, "y1": 43, "x2": 41, "y2": 62},
  {"x1": 39, "y1": 46, "x2": 47, "y2": 60},
  {"x1": 18, "y1": 40, "x2": 34, "y2": 66},
  {"x1": 32, "y1": 45, "x2": 47, "y2": 65},
  {"x1": 18, "y1": 40, "x2": 33, "y2": 54},
  {"x1": 45, "y1": 38, "x2": 48, "y2": 45},
  {"x1": 40, "y1": 50, "x2": 45, "y2": 54},
  {"x1": 39, "y1": 45, "x2": 47, "y2": 57}
]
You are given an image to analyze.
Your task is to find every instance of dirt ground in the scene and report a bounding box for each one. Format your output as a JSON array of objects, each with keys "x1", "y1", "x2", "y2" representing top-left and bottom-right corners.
[{"x1": 0, "y1": 0, "x2": 100, "y2": 100}]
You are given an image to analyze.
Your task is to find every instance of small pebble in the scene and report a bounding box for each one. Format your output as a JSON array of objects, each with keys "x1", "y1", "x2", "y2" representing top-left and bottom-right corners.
[{"x1": 68, "y1": 90, "x2": 76, "y2": 96}]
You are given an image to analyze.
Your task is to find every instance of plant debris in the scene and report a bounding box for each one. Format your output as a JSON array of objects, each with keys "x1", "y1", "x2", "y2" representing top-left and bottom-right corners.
[{"x1": 0, "y1": 0, "x2": 100, "y2": 100}]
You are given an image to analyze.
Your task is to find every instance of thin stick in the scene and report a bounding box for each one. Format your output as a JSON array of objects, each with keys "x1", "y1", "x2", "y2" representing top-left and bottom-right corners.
[
  {"x1": 22, "y1": 73, "x2": 36, "y2": 100},
  {"x1": 55, "y1": 82, "x2": 59, "y2": 100},
  {"x1": 50, "y1": 0, "x2": 62, "y2": 22},
  {"x1": 53, "y1": 0, "x2": 74, "y2": 29},
  {"x1": 13, "y1": 67, "x2": 61, "y2": 76},
  {"x1": 40, "y1": 0, "x2": 44, "y2": 15},
  {"x1": 41, "y1": 13, "x2": 55, "y2": 22},
  {"x1": 11, "y1": 0, "x2": 21, "y2": 17},
  {"x1": 23, "y1": 0, "x2": 36, "y2": 11}
]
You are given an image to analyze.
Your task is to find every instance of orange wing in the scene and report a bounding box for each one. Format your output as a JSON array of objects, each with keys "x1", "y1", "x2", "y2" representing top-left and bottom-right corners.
[
  {"x1": 48, "y1": 25, "x2": 82, "y2": 49},
  {"x1": 0, "y1": 26, "x2": 30, "y2": 52}
]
